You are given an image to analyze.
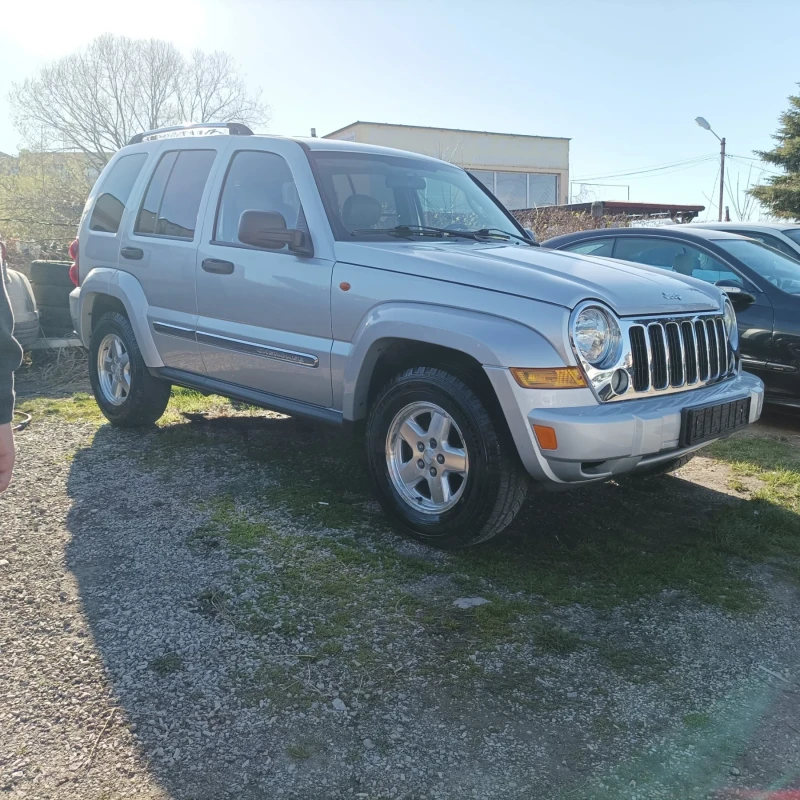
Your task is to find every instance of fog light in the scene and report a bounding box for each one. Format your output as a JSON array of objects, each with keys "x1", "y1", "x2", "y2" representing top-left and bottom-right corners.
[
  {"x1": 533, "y1": 424, "x2": 558, "y2": 451},
  {"x1": 611, "y1": 368, "x2": 629, "y2": 395}
]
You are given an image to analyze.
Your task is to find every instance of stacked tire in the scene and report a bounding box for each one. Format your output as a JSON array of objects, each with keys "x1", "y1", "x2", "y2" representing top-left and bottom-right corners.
[{"x1": 29, "y1": 260, "x2": 74, "y2": 336}]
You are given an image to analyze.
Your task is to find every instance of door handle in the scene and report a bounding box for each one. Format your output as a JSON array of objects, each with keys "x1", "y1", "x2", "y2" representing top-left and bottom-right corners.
[
  {"x1": 120, "y1": 246, "x2": 144, "y2": 261},
  {"x1": 202, "y1": 258, "x2": 235, "y2": 275}
]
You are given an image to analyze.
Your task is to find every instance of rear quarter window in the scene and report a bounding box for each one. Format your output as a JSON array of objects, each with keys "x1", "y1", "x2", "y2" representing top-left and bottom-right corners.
[{"x1": 89, "y1": 154, "x2": 148, "y2": 233}]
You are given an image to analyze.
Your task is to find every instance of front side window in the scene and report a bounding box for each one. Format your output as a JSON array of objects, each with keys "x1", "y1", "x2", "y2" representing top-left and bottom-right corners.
[
  {"x1": 566, "y1": 240, "x2": 614, "y2": 257},
  {"x1": 135, "y1": 149, "x2": 216, "y2": 239},
  {"x1": 309, "y1": 151, "x2": 524, "y2": 241},
  {"x1": 215, "y1": 150, "x2": 303, "y2": 246},
  {"x1": 613, "y1": 237, "x2": 743, "y2": 284},
  {"x1": 89, "y1": 153, "x2": 148, "y2": 233},
  {"x1": 715, "y1": 238, "x2": 800, "y2": 294}
]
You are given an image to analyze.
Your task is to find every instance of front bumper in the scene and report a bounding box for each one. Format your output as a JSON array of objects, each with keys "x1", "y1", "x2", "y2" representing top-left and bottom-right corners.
[{"x1": 485, "y1": 367, "x2": 764, "y2": 487}]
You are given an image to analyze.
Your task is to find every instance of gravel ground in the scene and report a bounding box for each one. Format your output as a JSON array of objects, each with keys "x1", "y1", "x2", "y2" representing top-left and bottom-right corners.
[{"x1": 3, "y1": 375, "x2": 800, "y2": 800}]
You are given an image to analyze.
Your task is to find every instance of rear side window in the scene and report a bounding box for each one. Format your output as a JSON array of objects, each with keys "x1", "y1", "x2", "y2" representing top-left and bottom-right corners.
[
  {"x1": 135, "y1": 150, "x2": 216, "y2": 239},
  {"x1": 565, "y1": 240, "x2": 614, "y2": 257},
  {"x1": 89, "y1": 154, "x2": 148, "y2": 233}
]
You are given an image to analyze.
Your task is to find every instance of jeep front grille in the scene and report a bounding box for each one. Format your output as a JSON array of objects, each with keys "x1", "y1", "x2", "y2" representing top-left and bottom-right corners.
[{"x1": 627, "y1": 314, "x2": 733, "y2": 396}]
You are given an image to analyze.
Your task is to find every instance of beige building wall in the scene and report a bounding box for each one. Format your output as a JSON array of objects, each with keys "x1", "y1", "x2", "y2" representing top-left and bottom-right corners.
[{"x1": 324, "y1": 121, "x2": 570, "y2": 207}]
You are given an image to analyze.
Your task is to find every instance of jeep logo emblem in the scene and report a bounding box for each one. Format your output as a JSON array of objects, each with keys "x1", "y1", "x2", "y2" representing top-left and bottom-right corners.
[{"x1": 662, "y1": 292, "x2": 682, "y2": 300}]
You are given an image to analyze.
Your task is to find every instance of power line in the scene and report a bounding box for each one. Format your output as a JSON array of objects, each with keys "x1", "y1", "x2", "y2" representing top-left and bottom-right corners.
[{"x1": 573, "y1": 153, "x2": 717, "y2": 182}]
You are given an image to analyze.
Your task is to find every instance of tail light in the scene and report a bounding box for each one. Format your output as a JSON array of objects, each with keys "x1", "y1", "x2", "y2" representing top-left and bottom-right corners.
[{"x1": 68, "y1": 238, "x2": 79, "y2": 286}]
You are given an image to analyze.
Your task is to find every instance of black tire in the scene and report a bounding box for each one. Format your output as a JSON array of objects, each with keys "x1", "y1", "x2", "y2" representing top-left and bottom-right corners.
[
  {"x1": 632, "y1": 451, "x2": 696, "y2": 478},
  {"x1": 366, "y1": 367, "x2": 529, "y2": 549},
  {"x1": 32, "y1": 283, "x2": 72, "y2": 307},
  {"x1": 89, "y1": 312, "x2": 172, "y2": 427},
  {"x1": 29, "y1": 261, "x2": 73, "y2": 287}
]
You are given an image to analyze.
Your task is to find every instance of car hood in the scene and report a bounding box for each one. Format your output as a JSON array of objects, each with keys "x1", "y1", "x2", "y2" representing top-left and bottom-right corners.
[{"x1": 333, "y1": 240, "x2": 722, "y2": 316}]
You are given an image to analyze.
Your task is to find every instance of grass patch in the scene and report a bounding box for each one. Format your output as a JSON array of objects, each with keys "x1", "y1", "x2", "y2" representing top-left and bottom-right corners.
[
  {"x1": 149, "y1": 652, "x2": 183, "y2": 676},
  {"x1": 286, "y1": 744, "x2": 311, "y2": 760},
  {"x1": 683, "y1": 712, "x2": 710, "y2": 729},
  {"x1": 18, "y1": 392, "x2": 104, "y2": 423}
]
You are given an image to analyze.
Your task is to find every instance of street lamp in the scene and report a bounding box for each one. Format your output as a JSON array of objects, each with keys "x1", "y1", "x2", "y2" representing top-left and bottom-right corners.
[{"x1": 695, "y1": 117, "x2": 726, "y2": 222}]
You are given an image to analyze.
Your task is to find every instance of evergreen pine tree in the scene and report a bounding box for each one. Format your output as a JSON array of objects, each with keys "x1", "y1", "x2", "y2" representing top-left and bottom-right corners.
[{"x1": 749, "y1": 88, "x2": 800, "y2": 218}]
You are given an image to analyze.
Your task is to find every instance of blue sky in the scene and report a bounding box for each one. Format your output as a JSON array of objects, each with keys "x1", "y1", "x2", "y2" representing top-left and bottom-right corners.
[{"x1": 1, "y1": 0, "x2": 798, "y2": 220}]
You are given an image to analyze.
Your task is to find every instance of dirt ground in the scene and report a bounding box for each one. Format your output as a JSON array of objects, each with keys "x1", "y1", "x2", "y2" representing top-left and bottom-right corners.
[{"x1": 3, "y1": 359, "x2": 800, "y2": 800}]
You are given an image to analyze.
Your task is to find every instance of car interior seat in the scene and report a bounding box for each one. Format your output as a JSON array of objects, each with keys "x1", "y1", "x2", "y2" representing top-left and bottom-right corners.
[{"x1": 342, "y1": 194, "x2": 382, "y2": 231}]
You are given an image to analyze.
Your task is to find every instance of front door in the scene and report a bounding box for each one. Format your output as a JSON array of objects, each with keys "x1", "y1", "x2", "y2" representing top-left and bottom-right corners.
[{"x1": 195, "y1": 142, "x2": 334, "y2": 408}]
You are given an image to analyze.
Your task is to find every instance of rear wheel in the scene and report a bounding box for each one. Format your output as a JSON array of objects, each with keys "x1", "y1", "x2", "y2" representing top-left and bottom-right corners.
[
  {"x1": 89, "y1": 312, "x2": 171, "y2": 426},
  {"x1": 366, "y1": 367, "x2": 529, "y2": 549}
]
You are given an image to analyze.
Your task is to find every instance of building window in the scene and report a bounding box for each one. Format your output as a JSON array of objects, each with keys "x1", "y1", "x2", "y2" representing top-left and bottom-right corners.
[
  {"x1": 528, "y1": 174, "x2": 558, "y2": 207},
  {"x1": 496, "y1": 172, "x2": 527, "y2": 211},
  {"x1": 468, "y1": 169, "x2": 560, "y2": 209}
]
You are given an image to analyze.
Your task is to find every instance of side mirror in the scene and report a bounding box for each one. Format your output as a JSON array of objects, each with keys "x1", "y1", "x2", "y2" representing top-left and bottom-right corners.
[
  {"x1": 238, "y1": 210, "x2": 313, "y2": 257},
  {"x1": 715, "y1": 280, "x2": 756, "y2": 310}
]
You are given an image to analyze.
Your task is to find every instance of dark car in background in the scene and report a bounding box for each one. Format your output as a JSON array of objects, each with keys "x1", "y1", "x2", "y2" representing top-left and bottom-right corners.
[{"x1": 542, "y1": 226, "x2": 800, "y2": 408}]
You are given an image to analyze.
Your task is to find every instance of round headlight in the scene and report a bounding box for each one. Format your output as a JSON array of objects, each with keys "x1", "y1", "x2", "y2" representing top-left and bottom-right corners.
[
  {"x1": 573, "y1": 306, "x2": 621, "y2": 367},
  {"x1": 723, "y1": 299, "x2": 738, "y2": 349}
]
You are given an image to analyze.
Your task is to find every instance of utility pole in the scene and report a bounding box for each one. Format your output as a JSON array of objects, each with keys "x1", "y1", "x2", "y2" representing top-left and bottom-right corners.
[
  {"x1": 695, "y1": 117, "x2": 726, "y2": 221},
  {"x1": 718, "y1": 137, "x2": 726, "y2": 222}
]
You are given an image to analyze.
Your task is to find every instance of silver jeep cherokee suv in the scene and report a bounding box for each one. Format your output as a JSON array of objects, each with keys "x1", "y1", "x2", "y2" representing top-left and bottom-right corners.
[{"x1": 70, "y1": 123, "x2": 764, "y2": 549}]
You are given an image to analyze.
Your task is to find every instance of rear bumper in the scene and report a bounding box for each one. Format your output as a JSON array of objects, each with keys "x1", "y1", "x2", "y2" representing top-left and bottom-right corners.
[
  {"x1": 485, "y1": 367, "x2": 764, "y2": 486},
  {"x1": 69, "y1": 287, "x2": 81, "y2": 339}
]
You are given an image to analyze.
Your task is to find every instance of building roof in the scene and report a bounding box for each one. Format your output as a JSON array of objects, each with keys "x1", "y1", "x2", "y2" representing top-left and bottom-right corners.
[{"x1": 324, "y1": 120, "x2": 570, "y2": 142}]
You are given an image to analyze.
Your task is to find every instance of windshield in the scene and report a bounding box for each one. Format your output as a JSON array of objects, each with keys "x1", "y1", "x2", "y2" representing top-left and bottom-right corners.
[
  {"x1": 715, "y1": 238, "x2": 800, "y2": 294},
  {"x1": 308, "y1": 150, "x2": 525, "y2": 242},
  {"x1": 783, "y1": 228, "x2": 800, "y2": 246}
]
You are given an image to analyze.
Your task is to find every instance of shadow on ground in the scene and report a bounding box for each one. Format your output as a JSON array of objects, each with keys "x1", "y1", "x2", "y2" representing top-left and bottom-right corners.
[{"x1": 61, "y1": 412, "x2": 800, "y2": 799}]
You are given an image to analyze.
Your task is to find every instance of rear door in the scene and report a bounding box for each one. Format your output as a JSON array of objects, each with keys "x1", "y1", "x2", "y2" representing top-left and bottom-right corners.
[
  {"x1": 118, "y1": 140, "x2": 226, "y2": 374},
  {"x1": 194, "y1": 139, "x2": 334, "y2": 408}
]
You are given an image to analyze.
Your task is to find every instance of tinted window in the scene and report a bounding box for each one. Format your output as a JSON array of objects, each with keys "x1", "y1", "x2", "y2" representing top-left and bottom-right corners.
[
  {"x1": 784, "y1": 229, "x2": 800, "y2": 246},
  {"x1": 215, "y1": 151, "x2": 303, "y2": 246},
  {"x1": 716, "y1": 239, "x2": 800, "y2": 294},
  {"x1": 135, "y1": 150, "x2": 215, "y2": 239},
  {"x1": 615, "y1": 237, "x2": 742, "y2": 285},
  {"x1": 730, "y1": 230, "x2": 798, "y2": 259},
  {"x1": 565, "y1": 240, "x2": 614, "y2": 257},
  {"x1": 89, "y1": 154, "x2": 147, "y2": 233}
]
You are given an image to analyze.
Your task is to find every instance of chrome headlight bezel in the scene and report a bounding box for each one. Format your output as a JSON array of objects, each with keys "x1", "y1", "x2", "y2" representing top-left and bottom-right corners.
[
  {"x1": 723, "y1": 298, "x2": 739, "y2": 350},
  {"x1": 570, "y1": 303, "x2": 622, "y2": 370}
]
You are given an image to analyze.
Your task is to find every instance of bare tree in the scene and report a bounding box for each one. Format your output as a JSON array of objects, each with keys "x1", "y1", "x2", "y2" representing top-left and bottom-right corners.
[{"x1": 9, "y1": 34, "x2": 270, "y2": 170}]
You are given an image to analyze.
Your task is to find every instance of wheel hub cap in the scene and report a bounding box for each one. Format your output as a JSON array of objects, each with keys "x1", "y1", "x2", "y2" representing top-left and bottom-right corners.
[
  {"x1": 385, "y1": 401, "x2": 469, "y2": 514},
  {"x1": 97, "y1": 333, "x2": 131, "y2": 406}
]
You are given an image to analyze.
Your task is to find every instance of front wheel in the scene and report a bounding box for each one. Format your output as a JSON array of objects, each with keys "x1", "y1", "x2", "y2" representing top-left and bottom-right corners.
[
  {"x1": 89, "y1": 312, "x2": 172, "y2": 427},
  {"x1": 365, "y1": 367, "x2": 529, "y2": 549}
]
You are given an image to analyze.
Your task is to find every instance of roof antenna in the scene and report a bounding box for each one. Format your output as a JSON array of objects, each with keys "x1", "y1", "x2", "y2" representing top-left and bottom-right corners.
[{"x1": 310, "y1": 128, "x2": 317, "y2": 138}]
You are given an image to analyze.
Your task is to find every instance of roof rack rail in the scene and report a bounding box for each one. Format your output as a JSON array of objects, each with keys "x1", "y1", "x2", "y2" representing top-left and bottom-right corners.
[{"x1": 128, "y1": 122, "x2": 253, "y2": 145}]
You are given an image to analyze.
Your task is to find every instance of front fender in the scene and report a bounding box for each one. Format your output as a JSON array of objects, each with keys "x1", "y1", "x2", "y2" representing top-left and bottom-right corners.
[
  {"x1": 76, "y1": 268, "x2": 163, "y2": 367},
  {"x1": 341, "y1": 302, "x2": 567, "y2": 421}
]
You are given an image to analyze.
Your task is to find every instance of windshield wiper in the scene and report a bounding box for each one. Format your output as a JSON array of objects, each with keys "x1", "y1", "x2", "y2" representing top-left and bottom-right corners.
[
  {"x1": 470, "y1": 228, "x2": 538, "y2": 246},
  {"x1": 350, "y1": 225, "x2": 481, "y2": 241}
]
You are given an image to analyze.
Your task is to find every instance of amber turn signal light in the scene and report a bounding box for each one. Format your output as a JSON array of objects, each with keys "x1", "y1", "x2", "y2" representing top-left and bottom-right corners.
[
  {"x1": 532, "y1": 425, "x2": 558, "y2": 450},
  {"x1": 510, "y1": 367, "x2": 586, "y2": 389}
]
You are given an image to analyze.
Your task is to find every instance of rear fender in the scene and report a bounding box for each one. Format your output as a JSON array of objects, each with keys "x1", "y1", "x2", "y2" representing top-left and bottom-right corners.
[{"x1": 75, "y1": 268, "x2": 163, "y2": 367}]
